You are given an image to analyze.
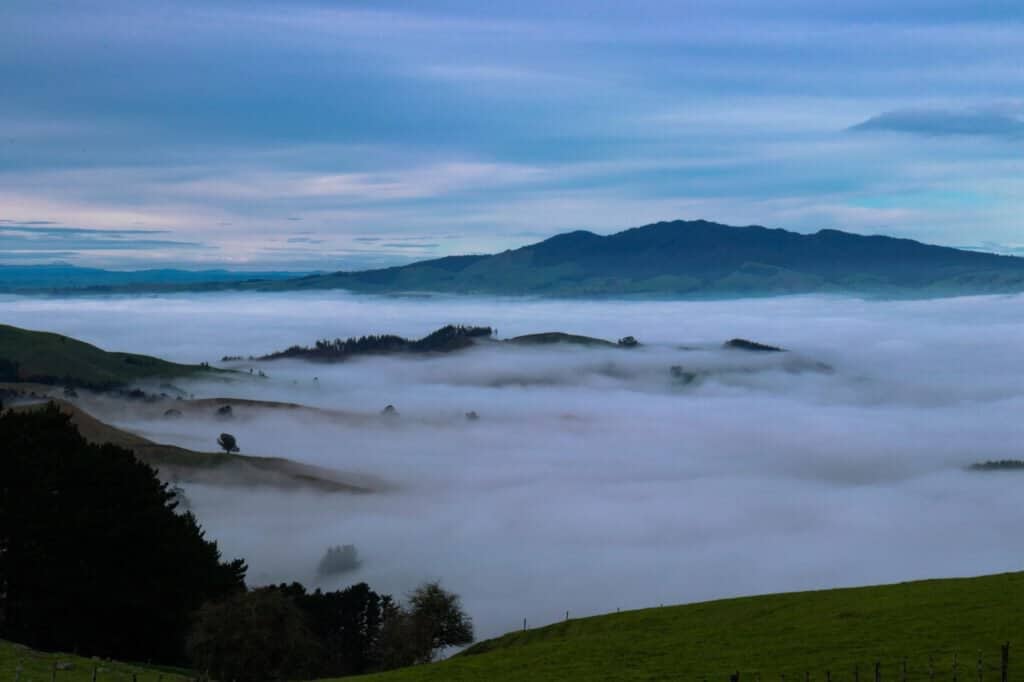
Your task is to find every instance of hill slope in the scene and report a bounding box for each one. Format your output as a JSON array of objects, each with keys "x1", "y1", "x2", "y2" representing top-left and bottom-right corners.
[
  {"x1": 0, "y1": 639, "x2": 189, "y2": 682},
  {"x1": 348, "y1": 571, "x2": 1023, "y2": 681},
  {"x1": 7, "y1": 398, "x2": 372, "y2": 493},
  {"x1": 271, "y1": 220, "x2": 1024, "y2": 296},
  {"x1": 0, "y1": 324, "x2": 211, "y2": 388}
]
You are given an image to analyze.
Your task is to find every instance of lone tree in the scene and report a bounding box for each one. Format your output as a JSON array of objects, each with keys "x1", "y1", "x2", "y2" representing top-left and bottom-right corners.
[
  {"x1": 217, "y1": 432, "x2": 239, "y2": 454},
  {"x1": 408, "y1": 581, "x2": 474, "y2": 662}
]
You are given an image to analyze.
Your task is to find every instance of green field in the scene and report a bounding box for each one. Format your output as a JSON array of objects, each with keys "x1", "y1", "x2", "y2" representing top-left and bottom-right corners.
[
  {"x1": 0, "y1": 640, "x2": 191, "y2": 682},
  {"x1": 3, "y1": 572, "x2": 1021, "y2": 682},
  {"x1": 347, "y1": 572, "x2": 1023, "y2": 682},
  {"x1": 0, "y1": 324, "x2": 210, "y2": 389}
]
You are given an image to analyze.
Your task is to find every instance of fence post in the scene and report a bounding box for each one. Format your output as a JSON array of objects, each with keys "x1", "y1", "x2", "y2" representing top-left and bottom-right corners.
[
  {"x1": 902, "y1": 658, "x2": 907, "y2": 682},
  {"x1": 854, "y1": 663, "x2": 859, "y2": 682},
  {"x1": 929, "y1": 656, "x2": 934, "y2": 682},
  {"x1": 523, "y1": 618, "x2": 527, "y2": 631},
  {"x1": 14, "y1": 663, "x2": 21, "y2": 682},
  {"x1": 91, "y1": 665, "x2": 97, "y2": 682},
  {"x1": 1000, "y1": 642, "x2": 1009, "y2": 682},
  {"x1": 978, "y1": 651, "x2": 983, "y2": 682},
  {"x1": 50, "y1": 661, "x2": 57, "y2": 682},
  {"x1": 874, "y1": 661, "x2": 881, "y2": 682}
]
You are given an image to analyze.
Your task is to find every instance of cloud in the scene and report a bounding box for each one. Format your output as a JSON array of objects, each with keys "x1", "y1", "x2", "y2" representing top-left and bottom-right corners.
[
  {"x1": 7, "y1": 291, "x2": 1024, "y2": 640},
  {"x1": 850, "y1": 107, "x2": 1024, "y2": 138},
  {"x1": 0, "y1": 223, "x2": 208, "y2": 256}
]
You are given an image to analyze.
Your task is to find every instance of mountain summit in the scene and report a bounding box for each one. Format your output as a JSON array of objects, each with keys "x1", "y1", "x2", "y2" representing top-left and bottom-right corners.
[{"x1": 278, "y1": 219, "x2": 1024, "y2": 297}]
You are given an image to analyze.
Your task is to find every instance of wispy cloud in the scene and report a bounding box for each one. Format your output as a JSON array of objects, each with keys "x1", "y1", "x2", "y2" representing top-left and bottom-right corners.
[
  {"x1": 4, "y1": 1, "x2": 1024, "y2": 267},
  {"x1": 851, "y1": 106, "x2": 1024, "y2": 139}
]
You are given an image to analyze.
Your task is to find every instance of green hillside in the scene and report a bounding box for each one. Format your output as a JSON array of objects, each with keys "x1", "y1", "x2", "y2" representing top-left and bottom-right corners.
[
  {"x1": 0, "y1": 324, "x2": 209, "y2": 389},
  {"x1": 346, "y1": 572, "x2": 1023, "y2": 682},
  {"x1": 0, "y1": 639, "x2": 190, "y2": 682},
  {"x1": 3, "y1": 573, "x2": 1020, "y2": 681}
]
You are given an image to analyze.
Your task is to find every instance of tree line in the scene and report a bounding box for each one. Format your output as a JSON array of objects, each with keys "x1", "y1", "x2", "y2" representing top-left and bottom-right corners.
[
  {"x1": 0, "y1": 402, "x2": 472, "y2": 680},
  {"x1": 260, "y1": 324, "x2": 494, "y2": 361}
]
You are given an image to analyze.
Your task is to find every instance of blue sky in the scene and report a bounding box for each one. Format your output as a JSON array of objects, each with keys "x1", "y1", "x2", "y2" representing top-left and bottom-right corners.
[{"x1": 2, "y1": 1, "x2": 1022, "y2": 269}]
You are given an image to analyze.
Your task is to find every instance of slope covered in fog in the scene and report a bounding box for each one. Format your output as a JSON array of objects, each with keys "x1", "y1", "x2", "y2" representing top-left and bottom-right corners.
[
  {"x1": 268, "y1": 220, "x2": 1024, "y2": 297},
  {"x1": 5, "y1": 291, "x2": 1024, "y2": 642}
]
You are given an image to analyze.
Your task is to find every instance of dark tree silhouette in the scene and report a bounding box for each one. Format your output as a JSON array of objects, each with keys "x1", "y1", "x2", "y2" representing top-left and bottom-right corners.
[
  {"x1": 187, "y1": 589, "x2": 321, "y2": 682},
  {"x1": 407, "y1": 581, "x2": 474, "y2": 660},
  {"x1": 217, "y1": 432, "x2": 239, "y2": 453},
  {"x1": 0, "y1": 403, "x2": 246, "y2": 664},
  {"x1": 375, "y1": 581, "x2": 474, "y2": 666},
  {"x1": 265, "y1": 582, "x2": 396, "y2": 677}
]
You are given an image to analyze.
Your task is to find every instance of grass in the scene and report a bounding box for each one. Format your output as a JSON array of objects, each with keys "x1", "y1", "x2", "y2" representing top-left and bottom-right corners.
[
  {"x1": 2, "y1": 572, "x2": 1020, "y2": 682},
  {"x1": 0, "y1": 640, "x2": 192, "y2": 682},
  {"x1": 344, "y1": 572, "x2": 1024, "y2": 682},
  {"x1": 0, "y1": 324, "x2": 209, "y2": 389}
]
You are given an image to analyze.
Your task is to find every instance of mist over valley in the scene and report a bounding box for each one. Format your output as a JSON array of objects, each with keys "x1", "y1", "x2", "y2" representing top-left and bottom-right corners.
[{"x1": 4, "y1": 291, "x2": 1022, "y2": 641}]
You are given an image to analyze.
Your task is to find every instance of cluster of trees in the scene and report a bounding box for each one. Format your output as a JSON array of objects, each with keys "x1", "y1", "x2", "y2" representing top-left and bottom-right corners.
[
  {"x1": 188, "y1": 581, "x2": 473, "y2": 680},
  {"x1": 262, "y1": 325, "x2": 494, "y2": 361},
  {"x1": 0, "y1": 403, "x2": 247, "y2": 663},
  {"x1": 0, "y1": 402, "x2": 473, "y2": 679}
]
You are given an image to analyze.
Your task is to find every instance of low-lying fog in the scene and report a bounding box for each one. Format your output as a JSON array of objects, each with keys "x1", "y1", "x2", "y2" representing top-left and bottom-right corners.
[{"x1": 5, "y1": 291, "x2": 1024, "y2": 639}]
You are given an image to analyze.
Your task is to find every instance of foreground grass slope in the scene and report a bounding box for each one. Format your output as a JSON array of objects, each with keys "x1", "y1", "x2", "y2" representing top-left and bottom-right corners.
[
  {"x1": 0, "y1": 639, "x2": 190, "y2": 682},
  {"x1": 351, "y1": 572, "x2": 1023, "y2": 682},
  {"x1": 0, "y1": 324, "x2": 207, "y2": 388}
]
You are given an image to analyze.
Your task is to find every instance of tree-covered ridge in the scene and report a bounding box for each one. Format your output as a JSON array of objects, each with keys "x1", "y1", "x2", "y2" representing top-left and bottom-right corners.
[{"x1": 259, "y1": 325, "x2": 494, "y2": 361}]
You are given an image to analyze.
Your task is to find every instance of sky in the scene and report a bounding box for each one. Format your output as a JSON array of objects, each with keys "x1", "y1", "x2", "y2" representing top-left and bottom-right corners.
[{"x1": 2, "y1": 1, "x2": 1023, "y2": 269}]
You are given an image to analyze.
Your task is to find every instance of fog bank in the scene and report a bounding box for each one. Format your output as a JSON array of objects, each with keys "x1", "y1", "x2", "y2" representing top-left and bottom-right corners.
[{"x1": 4, "y1": 291, "x2": 1024, "y2": 639}]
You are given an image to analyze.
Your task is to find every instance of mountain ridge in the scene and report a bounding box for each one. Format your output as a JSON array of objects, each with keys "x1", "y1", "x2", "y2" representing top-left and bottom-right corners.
[
  {"x1": 7, "y1": 220, "x2": 1024, "y2": 297},
  {"x1": 271, "y1": 219, "x2": 1024, "y2": 297}
]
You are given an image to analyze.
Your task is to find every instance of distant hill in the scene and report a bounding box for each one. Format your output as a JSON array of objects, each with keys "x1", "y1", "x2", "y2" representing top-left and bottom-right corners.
[
  {"x1": 259, "y1": 324, "x2": 495, "y2": 361},
  {"x1": 249, "y1": 325, "x2": 640, "y2": 362},
  {"x1": 0, "y1": 263, "x2": 310, "y2": 292},
  {"x1": 350, "y1": 572, "x2": 1024, "y2": 682},
  {"x1": 11, "y1": 221, "x2": 1024, "y2": 298},
  {"x1": 0, "y1": 324, "x2": 211, "y2": 389},
  {"x1": 260, "y1": 220, "x2": 1024, "y2": 297}
]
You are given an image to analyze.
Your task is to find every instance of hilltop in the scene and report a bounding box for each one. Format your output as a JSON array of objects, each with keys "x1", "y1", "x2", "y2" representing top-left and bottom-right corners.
[
  {"x1": 0, "y1": 324, "x2": 214, "y2": 389},
  {"x1": 263, "y1": 220, "x2": 1024, "y2": 297}
]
